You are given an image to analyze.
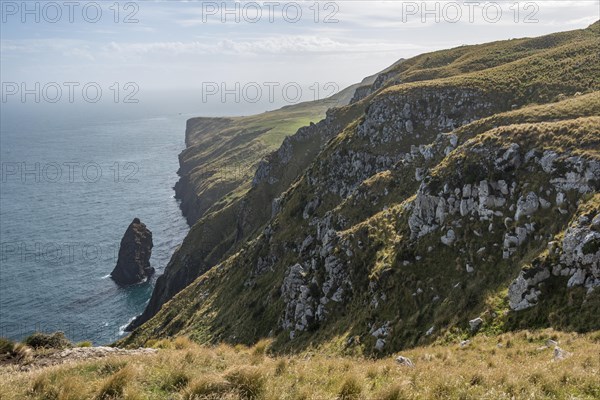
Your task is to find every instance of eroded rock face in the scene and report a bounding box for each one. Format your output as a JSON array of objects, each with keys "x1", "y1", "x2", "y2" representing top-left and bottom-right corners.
[
  {"x1": 281, "y1": 263, "x2": 315, "y2": 336},
  {"x1": 508, "y1": 211, "x2": 600, "y2": 310},
  {"x1": 111, "y1": 218, "x2": 154, "y2": 286},
  {"x1": 279, "y1": 221, "x2": 354, "y2": 337}
]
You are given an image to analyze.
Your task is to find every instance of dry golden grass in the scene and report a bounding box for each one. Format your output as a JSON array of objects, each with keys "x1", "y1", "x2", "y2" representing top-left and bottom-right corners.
[{"x1": 1, "y1": 329, "x2": 599, "y2": 399}]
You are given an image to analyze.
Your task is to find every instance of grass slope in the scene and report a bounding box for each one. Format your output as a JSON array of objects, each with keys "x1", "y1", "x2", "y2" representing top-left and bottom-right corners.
[
  {"x1": 3, "y1": 331, "x2": 600, "y2": 399},
  {"x1": 125, "y1": 23, "x2": 600, "y2": 354}
]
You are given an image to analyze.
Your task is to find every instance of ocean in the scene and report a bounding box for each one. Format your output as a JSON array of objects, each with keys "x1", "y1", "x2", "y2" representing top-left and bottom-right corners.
[{"x1": 0, "y1": 109, "x2": 191, "y2": 345}]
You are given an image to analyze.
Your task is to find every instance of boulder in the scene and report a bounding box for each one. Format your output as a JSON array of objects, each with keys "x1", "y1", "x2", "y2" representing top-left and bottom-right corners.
[
  {"x1": 395, "y1": 356, "x2": 415, "y2": 367},
  {"x1": 592, "y1": 213, "x2": 600, "y2": 229},
  {"x1": 111, "y1": 218, "x2": 154, "y2": 286},
  {"x1": 553, "y1": 346, "x2": 571, "y2": 361},
  {"x1": 441, "y1": 229, "x2": 456, "y2": 246},
  {"x1": 515, "y1": 192, "x2": 539, "y2": 221},
  {"x1": 469, "y1": 317, "x2": 483, "y2": 332}
]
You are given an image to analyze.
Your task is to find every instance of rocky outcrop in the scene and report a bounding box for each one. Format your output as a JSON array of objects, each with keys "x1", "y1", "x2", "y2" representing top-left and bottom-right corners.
[
  {"x1": 508, "y1": 267, "x2": 551, "y2": 311},
  {"x1": 111, "y1": 218, "x2": 154, "y2": 286},
  {"x1": 509, "y1": 201, "x2": 600, "y2": 310},
  {"x1": 278, "y1": 221, "x2": 354, "y2": 338},
  {"x1": 469, "y1": 317, "x2": 483, "y2": 332}
]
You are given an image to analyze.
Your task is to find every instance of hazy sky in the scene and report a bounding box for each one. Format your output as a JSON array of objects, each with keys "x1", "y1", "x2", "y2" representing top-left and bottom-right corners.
[{"x1": 1, "y1": 0, "x2": 599, "y2": 117}]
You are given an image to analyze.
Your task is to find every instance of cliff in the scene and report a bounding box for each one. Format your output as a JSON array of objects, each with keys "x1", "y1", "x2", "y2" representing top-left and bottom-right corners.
[
  {"x1": 174, "y1": 80, "x2": 373, "y2": 227},
  {"x1": 122, "y1": 22, "x2": 600, "y2": 351},
  {"x1": 127, "y1": 79, "x2": 373, "y2": 330}
]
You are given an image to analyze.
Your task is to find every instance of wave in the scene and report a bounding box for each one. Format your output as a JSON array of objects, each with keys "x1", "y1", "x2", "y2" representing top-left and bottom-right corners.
[{"x1": 118, "y1": 316, "x2": 137, "y2": 336}]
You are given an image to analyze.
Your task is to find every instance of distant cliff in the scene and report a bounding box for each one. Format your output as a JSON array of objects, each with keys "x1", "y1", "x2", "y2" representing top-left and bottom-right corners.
[{"x1": 173, "y1": 81, "x2": 373, "y2": 227}]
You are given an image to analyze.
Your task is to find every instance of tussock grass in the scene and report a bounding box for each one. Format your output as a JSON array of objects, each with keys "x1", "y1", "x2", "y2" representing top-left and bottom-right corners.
[
  {"x1": 24, "y1": 332, "x2": 71, "y2": 350},
  {"x1": 159, "y1": 368, "x2": 190, "y2": 392},
  {"x1": 182, "y1": 375, "x2": 232, "y2": 399},
  {"x1": 224, "y1": 366, "x2": 267, "y2": 399},
  {"x1": 0, "y1": 337, "x2": 32, "y2": 363},
  {"x1": 2, "y1": 330, "x2": 599, "y2": 399},
  {"x1": 0, "y1": 338, "x2": 15, "y2": 354},
  {"x1": 337, "y1": 375, "x2": 363, "y2": 399},
  {"x1": 373, "y1": 384, "x2": 406, "y2": 400},
  {"x1": 95, "y1": 365, "x2": 134, "y2": 399}
]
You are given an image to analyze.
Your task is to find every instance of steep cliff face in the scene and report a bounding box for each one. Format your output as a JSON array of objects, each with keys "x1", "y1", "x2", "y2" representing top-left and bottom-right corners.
[
  {"x1": 127, "y1": 100, "x2": 368, "y2": 331},
  {"x1": 174, "y1": 117, "x2": 241, "y2": 226},
  {"x1": 127, "y1": 79, "x2": 371, "y2": 330},
  {"x1": 122, "y1": 23, "x2": 600, "y2": 350}
]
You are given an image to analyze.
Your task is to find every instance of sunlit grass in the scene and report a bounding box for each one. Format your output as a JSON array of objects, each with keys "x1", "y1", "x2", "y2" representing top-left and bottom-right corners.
[{"x1": 2, "y1": 330, "x2": 599, "y2": 399}]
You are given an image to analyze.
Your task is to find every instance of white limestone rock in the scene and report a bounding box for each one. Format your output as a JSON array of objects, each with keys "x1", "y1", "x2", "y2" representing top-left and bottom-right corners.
[
  {"x1": 515, "y1": 192, "x2": 539, "y2": 221},
  {"x1": 395, "y1": 356, "x2": 415, "y2": 367},
  {"x1": 441, "y1": 229, "x2": 456, "y2": 246},
  {"x1": 469, "y1": 317, "x2": 483, "y2": 332}
]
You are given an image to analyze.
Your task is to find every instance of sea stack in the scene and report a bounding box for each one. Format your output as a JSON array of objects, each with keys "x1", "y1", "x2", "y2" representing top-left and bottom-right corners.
[{"x1": 111, "y1": 218, "x2": 154, "y2": 286}]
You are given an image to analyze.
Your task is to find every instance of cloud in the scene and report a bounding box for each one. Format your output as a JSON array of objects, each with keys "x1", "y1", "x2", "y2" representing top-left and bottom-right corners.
[
  {"x1": 1, "y1": 1, "x2": 596, "y2": 91},
  {"x1": 1, "y1": 39, "x2": 91, "y2": 56},
  {"x1": 102, "y1": 35, "x2": 422, "y2": 56}
]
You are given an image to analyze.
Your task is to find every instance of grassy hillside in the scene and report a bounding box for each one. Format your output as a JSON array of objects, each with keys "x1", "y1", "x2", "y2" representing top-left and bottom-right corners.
[
  {"x1": 130, "y1": 22, "x2": 600, "y2": 334},
  {"x1": 121, "y1": 97, "x2": 600, "y2": 350},
  {"x1": 122, "y1": 22, "x2": 600, "y2": 353},
  {"x1": 3, "y1": 331, "x2": 600, "y2": 399},
  {"x1": 364, "y1": 21, "x2": 600, "y2": 97},
  {"x1": 127, "y1": 78, "x2": 374, "y2": 331}
]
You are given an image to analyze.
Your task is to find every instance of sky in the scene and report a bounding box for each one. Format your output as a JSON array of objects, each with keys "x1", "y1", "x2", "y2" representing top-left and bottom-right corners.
[{"x1": 1, "y1": 0, "x2": 599, "y2": 119}]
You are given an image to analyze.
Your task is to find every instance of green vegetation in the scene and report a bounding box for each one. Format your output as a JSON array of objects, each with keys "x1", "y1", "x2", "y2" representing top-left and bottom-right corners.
[
  {"x1": 0, "y1": 338, "x2": 14, "y2": 355},
  {"x1": 23, "y1": 332, "x2": 71, "y2": 350},
  {"x1": 122, "y1": 97, "x2": 600, "y2": 353}
]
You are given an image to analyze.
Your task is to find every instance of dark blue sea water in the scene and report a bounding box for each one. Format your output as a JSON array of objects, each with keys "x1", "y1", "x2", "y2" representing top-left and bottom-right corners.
[{"x1": 0, "y1": 108, "x2": 190, "y2": 345}]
